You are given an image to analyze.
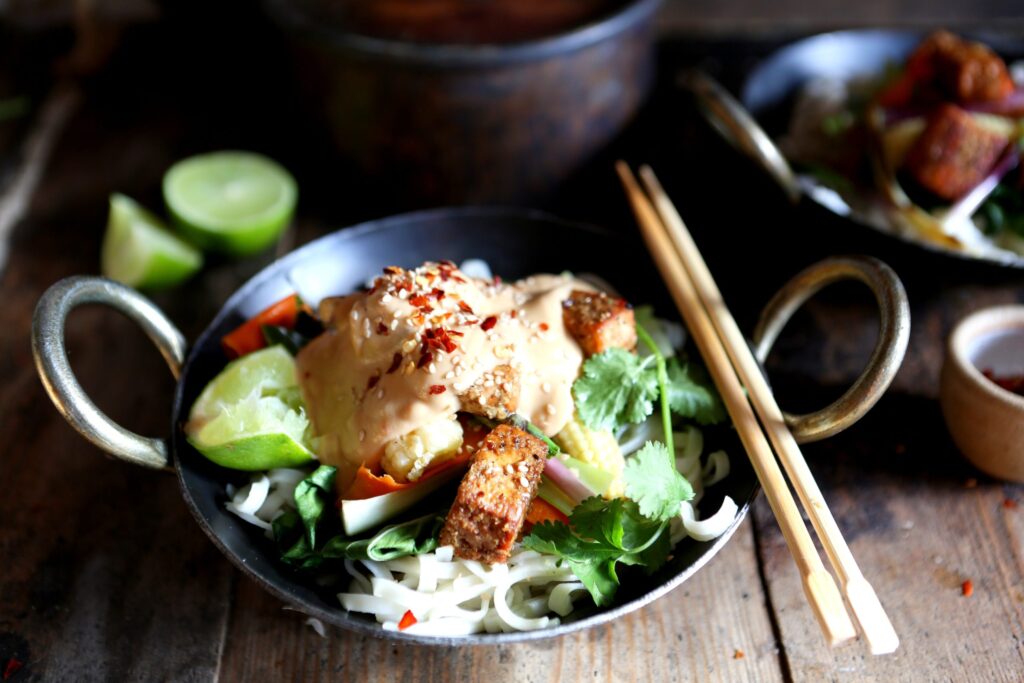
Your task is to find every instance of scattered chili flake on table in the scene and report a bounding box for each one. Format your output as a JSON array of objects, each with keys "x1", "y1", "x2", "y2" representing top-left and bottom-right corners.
[
  {"x1": 398, "y1": 610, "x2": 417, "y2": 631},
  {"x1": 2, "y1": 658, "x2": 23, "y2": 681},
  {"x1": 981, "y1": 369, "x2": 1024, "y2": 396},
  {"x1": 733, "y1": 649, "x2": 745, "y2": 660},
  {"x1": 1003, "y1": 498, "x2": 1018, "y2": 509},
  {"x1": 962, "y1": 579, "x2": 974, "y2": 597}
]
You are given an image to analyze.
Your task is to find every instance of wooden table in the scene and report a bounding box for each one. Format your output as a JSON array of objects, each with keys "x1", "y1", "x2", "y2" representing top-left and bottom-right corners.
[{"x1": 2, "y1": 10, "x2": 1024, "y2": 682}]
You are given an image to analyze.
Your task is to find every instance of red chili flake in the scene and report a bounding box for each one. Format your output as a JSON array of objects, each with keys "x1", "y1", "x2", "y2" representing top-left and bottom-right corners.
[
  {"x1": 3, "y1": 659, "x2": 23, "y2": 681},
  {"x1": 458, "y1": 300, "x2": 474, "y2": 315},
  {"x1": 961, "y1": 579, "x2": 974, "y2": 597},
  {"x1": 1004, "y1": 498, "x2": 1018, "y2": 509},
  {"x1": 383, "y1": 266, "x2": 403, "y2": 275},
  {"x1": 398, "y1": 610, "x2": 417, "y2": 630},
  {"x1": 376, "y1": 322, "x2": 389, "y2": 335},
  {"x1": 386, "y1": 352, "x2": 402, "y2": 374},
  {"x1": 539, "y1": 322, "x2": 549, "y2": 331},
  {"x1": 493, "y1": 275, "x2": 502, "y2": 285},
  {"x1": 481, "y1": 316, "x2": 497, "y2": 331},
  {"x1": 510, "y1": 310, "x2": 518, "y2": 319},
  {"x1": 449, "y1": 329, "x2": 464, "y2": 337},
  {"x1": 428, "y1": 384, "x2": 446, "y2": 395},
  {"x1": 440, "y1": 260, "x2": 456, "y2": 268},
  {"x1": 409, "y1": 294, "x2": 430, "y2": 308},
  {"x1": 367, "y1": 374, "x2": 380, "y2": 390},
  {"x1": 417, "y1": 351, "x2": 434, "y2": 369},
  {"x1": 732, "y1": 649, "x2": 745, "y2": 660},
  {"x1": 430, "y1": 288, "x2": 446, "y2": 301}
]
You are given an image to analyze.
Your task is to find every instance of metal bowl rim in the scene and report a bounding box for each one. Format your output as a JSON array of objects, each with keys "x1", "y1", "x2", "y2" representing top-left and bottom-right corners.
[{"x1": 262, "y1": 0, "x2": 662, "y2": 66}]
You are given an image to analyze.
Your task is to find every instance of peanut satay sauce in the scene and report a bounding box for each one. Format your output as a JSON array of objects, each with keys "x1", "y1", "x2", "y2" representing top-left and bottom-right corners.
[{"x1": 295, "y1": 261, "x2": 592, "y2": 488}]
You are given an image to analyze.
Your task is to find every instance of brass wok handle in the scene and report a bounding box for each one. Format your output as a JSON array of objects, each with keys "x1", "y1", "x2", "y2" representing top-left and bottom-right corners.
[
  {"x1": 680, "y1": 68, "x2": 802, "y2": 205},
  {"x1": 754, "y1": 256, "x2": 910, "y2": 443},
  {"x1": 32, "y1": 276, "x2": 186, "y2": 470}
]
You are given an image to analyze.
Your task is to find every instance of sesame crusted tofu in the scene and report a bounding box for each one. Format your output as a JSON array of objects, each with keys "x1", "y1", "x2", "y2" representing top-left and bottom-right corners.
[
  {"x1": 439, "y1": 424, "x2": 547, "y2": 563},
  {"x1": 457, "y1": 364, "x2": 520, "y2": 420},
  {"x1": 904, "y1": 104, "x2": 1009, "y2": 201},
  {"x1": 562, "y1": 289, "x2": 637, "y2": 357}
]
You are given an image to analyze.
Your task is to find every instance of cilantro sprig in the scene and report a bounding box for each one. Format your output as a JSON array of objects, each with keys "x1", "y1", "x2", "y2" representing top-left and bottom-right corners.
[
  {"x1": 531, "y1": 315, "x2": 724, "y2": 605},
  {"x1": 571, "y1": 323, "x2": 725, "y2": 441},
  {"x1": 523, "y1": 448, "x2": 693, "y2": 605}
]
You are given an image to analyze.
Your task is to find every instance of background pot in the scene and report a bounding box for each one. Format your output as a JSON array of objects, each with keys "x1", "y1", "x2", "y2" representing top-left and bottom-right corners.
[{"x1": 262, "y1": 0, "x2": 661, "y2": 205}]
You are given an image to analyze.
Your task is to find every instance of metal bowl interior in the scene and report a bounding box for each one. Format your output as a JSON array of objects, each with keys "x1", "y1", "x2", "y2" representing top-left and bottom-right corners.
[
  {"x1": 740, "y1": 29, "x2": 1024, "y2": 270},
  {"x1": 171, "y1": 207, "x2": 758, "y2": 645}
]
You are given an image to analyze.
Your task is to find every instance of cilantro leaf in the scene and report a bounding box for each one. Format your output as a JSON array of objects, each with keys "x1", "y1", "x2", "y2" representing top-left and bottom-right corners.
[
  {"x1": 666, "y1": 359, "x2": 726, "y2": 425},
  {"x1": 624, "y1": 442, "x2": 694, "y2": 522},
  {"x1": 294, "y1": 465, "x2": 337, "y2": 547},
  {"x1": 573, "y1": 348, "x2": 659, "y2": 431},
  {"x1": 522, "y1": 521, "x2": 622, "y2": 606}
]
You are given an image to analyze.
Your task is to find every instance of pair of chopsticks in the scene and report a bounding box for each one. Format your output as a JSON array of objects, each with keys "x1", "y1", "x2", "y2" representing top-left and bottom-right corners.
[{"x1": 616, "y1": 162, "x2": 899, "y2": 655}]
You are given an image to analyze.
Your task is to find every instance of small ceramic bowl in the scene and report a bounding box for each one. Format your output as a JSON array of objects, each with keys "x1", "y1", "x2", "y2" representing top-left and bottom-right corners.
[{"x1": 940, "y1": 306, "x2": 1024, "y2": 482}]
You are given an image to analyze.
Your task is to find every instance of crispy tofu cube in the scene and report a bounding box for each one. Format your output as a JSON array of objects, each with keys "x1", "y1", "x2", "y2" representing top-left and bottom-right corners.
[
  {"x1": 562, "y1": 290, "x2": 637, "y2": 357},
  {"x1": 438, "y1": 425, "x2": 547, "y2": 563},
  {"x1": 904, "y1": 104, "x2": 1008, "y2": 201},
  {"x1": 457, "y1": 364, "x2": 520, "y2": 421},
  {"x1": 915, "y1": 31, "x2": 1014, "y2": 103}
]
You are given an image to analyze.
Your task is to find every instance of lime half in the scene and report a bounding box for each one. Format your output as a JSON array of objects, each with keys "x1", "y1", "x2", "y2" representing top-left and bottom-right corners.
[
  {"x1": 163, "y1": 151, "x2": 297, "y2": 257},
  {"x1": 186, "y1": 345, "x2": 315, "y2": 471},
  {"x1": 101, "y1": 193, "x2": 203, "y2": 290}
]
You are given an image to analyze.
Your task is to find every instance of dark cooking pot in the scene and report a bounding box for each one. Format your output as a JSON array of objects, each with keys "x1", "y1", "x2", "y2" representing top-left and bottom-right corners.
[
  {"x1": 31, "y1": 208, "x2": 908, "y2": 644},
  {"x1": 261, "y1": 0, "x2": 661, "y2": 204}
]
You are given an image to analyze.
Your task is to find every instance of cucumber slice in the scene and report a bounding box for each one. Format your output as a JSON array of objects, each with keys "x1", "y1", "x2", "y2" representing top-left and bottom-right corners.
[
  {"x1": 186, "y1": 345, "x2": 315, "y2": 470},
  {"x1": 100, "y1": 193, "x2": 202, "y2": 290},
  {"x1": 163, "y1": 151, "x2": 297, "y2": 256}
]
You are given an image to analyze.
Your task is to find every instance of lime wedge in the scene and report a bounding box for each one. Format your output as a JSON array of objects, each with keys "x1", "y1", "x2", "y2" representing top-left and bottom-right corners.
[
  {"x1": 186, "y1": 345, "x2": 315, "y2": 471},
  {"x1": 163, "y1": 151, "x2": 297, "y2": 256},
  {"x1": 100, "y1": 193, "x2": 203, "y2": 290}
]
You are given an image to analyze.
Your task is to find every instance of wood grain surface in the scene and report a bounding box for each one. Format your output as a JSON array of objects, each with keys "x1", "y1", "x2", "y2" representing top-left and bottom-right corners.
[{"x1": 2, "y1": 12, "x2": 1024, "y2": 683}]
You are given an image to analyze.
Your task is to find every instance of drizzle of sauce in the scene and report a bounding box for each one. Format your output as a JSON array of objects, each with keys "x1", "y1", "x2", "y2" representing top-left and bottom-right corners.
[{"x1": 296, "y1": 262, "x2": 591, "y2": 485}]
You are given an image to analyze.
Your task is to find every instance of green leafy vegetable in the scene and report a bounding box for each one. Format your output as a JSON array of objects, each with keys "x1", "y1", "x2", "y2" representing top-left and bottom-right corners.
[
  {"x1": 624, "y1": 442, "x2": 694, "y2": 521},
  {"x1": 665, "y1": 359, "x2": 727, "y2": 426},
  {"x1": 273, "y1": 465, "x2": 443, "y2": 571},
  {"x1": 573, "y1": 348, "x2": 658, "y2": 431},
  {"x1": 522, "y1": 494, "x2": 672, "y2": 605},
  {"x1": 294, "y1": 465, "x2": 336, "y2": 547}
]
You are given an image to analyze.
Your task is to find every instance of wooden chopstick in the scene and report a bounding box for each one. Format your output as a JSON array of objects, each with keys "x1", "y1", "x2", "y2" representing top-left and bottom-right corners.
[
  {"x1": 634, "y1": 164, "x2": 899, "y2": 655},
  {"x1": 615, "y1": 162, "x2": 857, "y2": 648}
]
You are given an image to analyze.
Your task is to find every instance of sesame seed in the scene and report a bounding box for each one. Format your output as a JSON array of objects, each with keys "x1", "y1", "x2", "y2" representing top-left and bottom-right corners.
[
  {"x1": 398, "y1": 289, "x2": 409, "y2": 299},
  {"x1": 381, "y1": 293, "x2": 392, "y2": 303},
  {"x1": 376, "y1": 388, "x2": 384, "y2": 399},
  {"x1": 359, "y1": 430, "x2": 366, "y2": 442},
  {"x1": 390, "y1": 319, "x2": 399, "y2": 331},
  {"x1": 504, "y1": 464, "x2": 513, "y2": 474},
  {"x1": 352, "y1": 309, "x2": 361, "y2": 321},
  {"x1": 545, "y1": 404, "x2": 556, "y2": 416},
  {"x1": 402, "y1": 339, "x2": 418, "y2": 353},
  {"x1": 516, "y1": 461, "x2": 527, "y2": 472},
  {"x1": 542, "y1": 382, "x2": 551, "y2": 393},
  {"x1": 519, "y1": 476, "x2": 529, "y2": 487},
  {"x1": 364, "y1": 327, "x2": 372, "y2": 338},
  {"x1": 445, "y1": 370, "x2": 455, "y2": 379},
  {"x1": 428, "y1": 363, "x2": 436, "y2": 373}
]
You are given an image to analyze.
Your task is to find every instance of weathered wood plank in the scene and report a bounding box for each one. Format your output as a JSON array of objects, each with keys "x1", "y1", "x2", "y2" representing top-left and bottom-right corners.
[{"x1": 218, "y1": 518, "x2": 782, "y2": 683}]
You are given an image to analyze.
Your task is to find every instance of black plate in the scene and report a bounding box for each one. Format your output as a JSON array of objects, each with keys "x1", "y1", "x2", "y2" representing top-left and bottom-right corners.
[
  {"x1": 740, "y1": 29, "x2": 1024, "y2": 269},
  {"x1": 170, "y1": 207, "x2": 757, "y2": 645}
]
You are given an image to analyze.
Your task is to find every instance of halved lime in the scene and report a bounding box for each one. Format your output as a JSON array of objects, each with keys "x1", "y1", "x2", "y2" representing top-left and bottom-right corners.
[
  {"x1": 100, "y1": 193, "x2": 203, "y2": 290},
  {"x1": 186, "y1": 345, "x2": 315, "y2": 471},
  {"x1": 163, "y1": 151, "x2": 297, "y2": 257}
]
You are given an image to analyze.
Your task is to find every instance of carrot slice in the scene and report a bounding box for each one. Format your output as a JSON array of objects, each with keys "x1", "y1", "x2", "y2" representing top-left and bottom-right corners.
[
  {"x1": 342, "y1": 451, "x2": 472, "y2": 501},
  {"x1": 221, "y1": 294, "x2": 303, "y2": 359},
  {"x1": 524, "y1": 497, "x2": 569, "y2": 530}
]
